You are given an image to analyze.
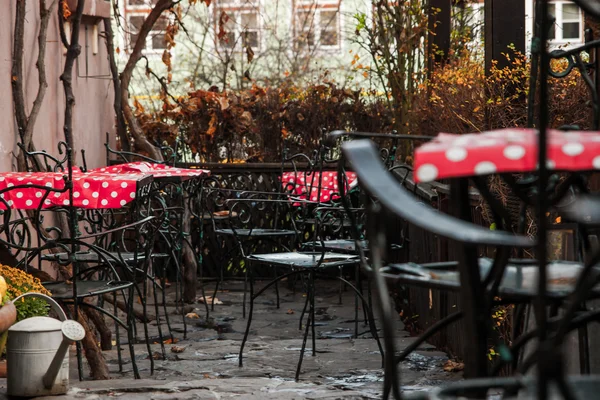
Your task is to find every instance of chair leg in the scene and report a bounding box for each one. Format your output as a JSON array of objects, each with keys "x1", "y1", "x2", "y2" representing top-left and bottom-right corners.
[
  {"x1": 239, "y1": 265, "x2": 254, "y2": 368},
  {"x1": 198, "y1": 256, "x2": 210, "y2": 319},
  {"x1": 299, "y1": 284, "x2": 310, "y2": 331},
  {"x1": 578, "y1": 304, "x2": 591, "y2": 374},
  {"x1": 211, "y1": 274, "x2": 220, "y2": 312},
  {"x1": 127, "y1": 286, "x2": 141, "y2": 379},
  {"x1": 354, "y1": 264, "x2": 360, "y2": 338},
  {"x1": 160, "y1": 261, "x2": 174, "y2": 341},
  {"x1": 274, "y1": 266, "x2": 280, "y2": 309},
  {"x1": 336, "y1": 275, "x2": 385, "y2": 367},
  {"x1": 137, "y1": 278, "x2": 154, "y2": 375},
  {"x1": 178, "y1": 258, "x2": 188, "y2": 340},
  {"x1": 65, "y1": 304, "x2": 85, "y2": 381},
  {"x1": 152, "y1": 276, "x2": 166, "y2": 360},
  {"x1": 114, "y1": 291, "x2": 123, "y2": 372},
  {"x1": 295, "y1": 297, "x2": 313, "y2": 381},
  {"x1": 75, "y1": 341, "x2": 84, "y2": 381},
  {"x1": 338, "y1": 266, "x2": 343, "y2": 305},
  {"x1": 310, "y1": 271, "x2": 316, "y2": 357},
  {"x1": 243, "y1": 265, "x2": 248, "y2": 319}
]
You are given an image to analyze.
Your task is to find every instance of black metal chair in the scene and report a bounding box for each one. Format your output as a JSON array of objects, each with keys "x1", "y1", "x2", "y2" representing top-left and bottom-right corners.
[
  {"x1": 341, "y1": 139, "x2": 538, "y2": 397},
  {"x1": 226, "y1": 194, "x2": 384, "y2": 381}
]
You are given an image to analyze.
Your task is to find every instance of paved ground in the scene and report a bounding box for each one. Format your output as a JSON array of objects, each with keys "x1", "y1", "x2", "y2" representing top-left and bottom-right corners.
[{"x1": 1, "y1": 278, "x2": 462, "y2": 399}]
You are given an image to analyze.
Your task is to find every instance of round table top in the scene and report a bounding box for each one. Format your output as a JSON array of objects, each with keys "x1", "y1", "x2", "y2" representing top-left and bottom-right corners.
[
  {"x1": 90, "y1": 162, "x2": 210, "y2": 180},
  {"x1": 414, "y1": 128, "x2": 600, "y2": 183},
  {"x1": 0, "y1": 171, "x2": 150, "y2": 210},
  {"x1": 281, "y1": 171, "x2": 358, "y2": 203}
]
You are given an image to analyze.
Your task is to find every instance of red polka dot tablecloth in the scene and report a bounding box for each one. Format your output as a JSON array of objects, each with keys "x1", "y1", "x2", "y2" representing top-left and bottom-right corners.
[
  {"x1": 414, "y1": 128, "x2": 600, "y2": 183},
  {"x1": 0, "y1": 171, "x2": 149, "y2": 210},
  {"x1": 90, "y1": 162, "x2": 210, "y2": 179},
  {"x1": 281, "y1": 171, "x2": 358, "y2": 203}
]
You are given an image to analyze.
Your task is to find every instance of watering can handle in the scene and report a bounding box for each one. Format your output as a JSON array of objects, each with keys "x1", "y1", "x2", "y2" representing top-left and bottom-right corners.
[{"x1": 11, "y1": 293, "x2": 67, "y2": 321}]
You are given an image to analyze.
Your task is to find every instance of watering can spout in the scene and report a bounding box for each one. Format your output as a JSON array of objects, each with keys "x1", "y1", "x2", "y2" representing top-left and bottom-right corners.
[{"x1": 42, "y1": 320, "x2": 85, "y2": 389}]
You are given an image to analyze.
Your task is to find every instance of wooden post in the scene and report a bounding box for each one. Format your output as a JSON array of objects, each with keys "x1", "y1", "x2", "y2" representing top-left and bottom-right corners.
[
  {"x1": 428, "y1": 0, "x2": 451, "y2": 73},
  {"x1": 484, "y1": 0, "x2": 526, "y2": 73}
]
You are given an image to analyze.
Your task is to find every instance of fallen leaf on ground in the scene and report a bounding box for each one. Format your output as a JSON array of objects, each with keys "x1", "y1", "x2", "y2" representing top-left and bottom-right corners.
[
  {"x1": 186, "y1": 312, "x2": 200, "y2": 319},
  {"x1": 286, "y1": 309, "x2": 295, "y2": 315},
  {"x1": 198, "y1": 296, "x2": 223, "y2": 305},
  {"x1": 148, "y1": 351, "x2": 163, "y2": 360},
  {"x1": 163, "y1": 338, "x2": 178, "y2": 345},
  {"x1": 443, "y1": 360, "x2": 464, "y2": 372},
  {"x1": 171, "y1": 345, "x2": 186, "y2": 353}
]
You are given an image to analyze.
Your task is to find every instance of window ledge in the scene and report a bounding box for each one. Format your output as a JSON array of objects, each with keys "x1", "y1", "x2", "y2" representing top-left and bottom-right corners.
[{"x1": 66, "y1": 0, "x2": 111, "y2": 20}]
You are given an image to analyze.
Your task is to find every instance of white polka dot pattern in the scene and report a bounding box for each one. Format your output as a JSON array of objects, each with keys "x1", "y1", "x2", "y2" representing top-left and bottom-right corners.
[
  {"x1": 88, "y1": 161, "x2": 210, "y2": 179},
  {"x1": 280, "y1": 171, "x2": 358, "y2": 204},
  {"x1": 0, "y1": 170, "x2": 145, "y2": 210},
  {"x1": 414, "y1": 128, "x2": 600, "y2": 182}
]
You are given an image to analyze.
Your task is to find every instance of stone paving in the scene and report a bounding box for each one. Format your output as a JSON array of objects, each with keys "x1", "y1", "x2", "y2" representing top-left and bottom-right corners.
[{"x1": 2, "y1": 278, "x2": 462, "y2": 399}]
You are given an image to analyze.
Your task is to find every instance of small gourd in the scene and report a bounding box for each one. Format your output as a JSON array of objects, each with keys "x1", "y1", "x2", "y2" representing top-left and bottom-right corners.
[{"x1": 0, "y1": 276, "x2": 7, "y2": 300}]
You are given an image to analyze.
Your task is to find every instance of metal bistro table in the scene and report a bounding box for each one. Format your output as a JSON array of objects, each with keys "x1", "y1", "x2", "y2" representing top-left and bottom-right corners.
[
  {"x1": 89, "y1": 162, "x2": 211, "y2": 334},
  {"x1": 0, "y1": 168, "x2": 155, "y2": 379}
]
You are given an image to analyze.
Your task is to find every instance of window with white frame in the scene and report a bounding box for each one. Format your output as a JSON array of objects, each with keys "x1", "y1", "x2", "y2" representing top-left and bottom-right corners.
[
  {"x1": 295, "y1": 2, "x2": 341, "y2": 50},
  {"x1": 548, "y1": 1, "x2": 583, "y2": 43},
  {"x1": 126, "y1": 0, "x2": 159, "y2": 8},
  {"x1": 215, "y1": 0, "x2": 261, "y2": 51},
  {"x1": 127, "y1": 14, "x2": 168, "y2": 52}
]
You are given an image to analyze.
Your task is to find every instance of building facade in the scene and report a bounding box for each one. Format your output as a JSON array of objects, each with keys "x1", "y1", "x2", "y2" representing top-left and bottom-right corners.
[
  {"x1": 117, "y1": 0, "x2": 382, "y2": 99},
  {"x1": 118, "y1": 0, "x2": 588, "y2": 102},
  {"x1": 2, "y1": 0, "x2": 115, "y2": 173}
]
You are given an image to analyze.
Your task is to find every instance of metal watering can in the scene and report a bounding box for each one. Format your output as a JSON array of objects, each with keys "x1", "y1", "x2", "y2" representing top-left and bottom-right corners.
[{"x1": 7, "y1": 293, "x2": 85, "y2": 397}]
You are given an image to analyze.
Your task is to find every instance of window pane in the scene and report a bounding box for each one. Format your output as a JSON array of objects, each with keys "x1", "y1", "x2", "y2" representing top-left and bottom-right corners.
[
  {"x1": 154, "y1": 16, "x2": 168, "y2": 31},
  {"x1": 152, "y1": 33, "x2": 167, "y2": 50},
  {"x1": 130, "y1": 16, "x2": 145, "y2": 33},
  {"x1": 220, "y1": 31, "x2": 236, "y2": 48},
  {"x1": 321, "y1": 30, "x2": 338, "y2": 46},
  {"x1": 241, "y1": 12, "x2": 258, "y2": 29},
  {"x1": 548, "y1": 3, "x2": 556, "y2": 17},
  {"x1": 320, "y1": 10, "x2": 338, "y2": 31},
  {"x1": 130, "y1": 34, "x2": 146, "y2": 49},
  {"x1": 563, "y1": 22, "x2": 580, "y2": 39},
  {"x1": 242, "y1": 31, "x2": 259, "y2": 48},
  {"x1": 548, "y1": 24, "x2": 556, "y2": 40},
  {"x1": 562, "y1": 4, "x2": 580, "y2": 20},
  {"x1": 297, "y1": 11, "x2": 314, "y2": 30},
  {"x1": 223, "y1": 13, "x2": 236, "y2": 30},
  {"x1": 128, "y1": 0, "x2": 159, "y2": 5},
  {"x1": 297, "y1": 31, "x2": 315, "y2": 47},
  {"x1": 296, "y1": 9, "x2": 316, "y2": 47}
]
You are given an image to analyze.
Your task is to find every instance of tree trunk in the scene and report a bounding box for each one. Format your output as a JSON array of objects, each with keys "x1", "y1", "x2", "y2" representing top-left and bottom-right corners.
[
  {"x1": 119, "y1": 0, "x2": 175, "y2": 159},
  {"x1": 82, "y1": 303, "x2": 112, "y2": 351},
  {"x1": 182, "y1": 205, "x2": 197, "y2": 303},
  {"x1": 103, "y1": 18, "x2": 130, "y2": 152}
]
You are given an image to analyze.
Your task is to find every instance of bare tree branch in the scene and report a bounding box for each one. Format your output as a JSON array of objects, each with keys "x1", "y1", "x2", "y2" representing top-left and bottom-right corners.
[
  {"x1": 60, "y1": 0, "x2": 84, "y2": 150},
  {"x1": 120, "y1": 0, "x2": 177, "y2": 160},
  {"x1": 12, "y1": 0, "x2": 58, "y2": 172},
  {"x1": 58, "y1": 0, "x2": 70, "y2": 48},
  {"x1": 11, "y1": 0, "x2": 28, "y2": 144},
  {"x1": 25, "y1": 0, "x2": 59, "y2": 150},
  {"x1": 103, "y1": 18, "x2": 130, "y2": 152}
]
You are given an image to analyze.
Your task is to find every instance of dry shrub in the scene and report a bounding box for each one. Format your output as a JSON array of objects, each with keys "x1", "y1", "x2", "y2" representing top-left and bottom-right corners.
[
  {"x1": 133, "y1": 52, "x2": 592, "y2": 163},
  {"x1": 136, "y1": 83, "x2": 392, "y2": 163},
  {"x1": 413, "y1": 50, "x2": 591, "y2": 137}
]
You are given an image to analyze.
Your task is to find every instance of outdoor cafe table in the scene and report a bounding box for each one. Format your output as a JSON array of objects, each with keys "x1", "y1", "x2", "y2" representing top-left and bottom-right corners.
[
  {"x1": 413, "y1": 128, "x2": 600, "y2": 183},
  {"x1": 89, "y1": 161, "x2": 210, "y2": 181},
  {"x1": 281, "y1": 170, "x2": 358, "y2": 203},
  {"x1": 0, "y1": 170, "x2": 152, "y2": 210},
  {"x1": 90, "y1": 162, "x2": 211, "y2": 313}
]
